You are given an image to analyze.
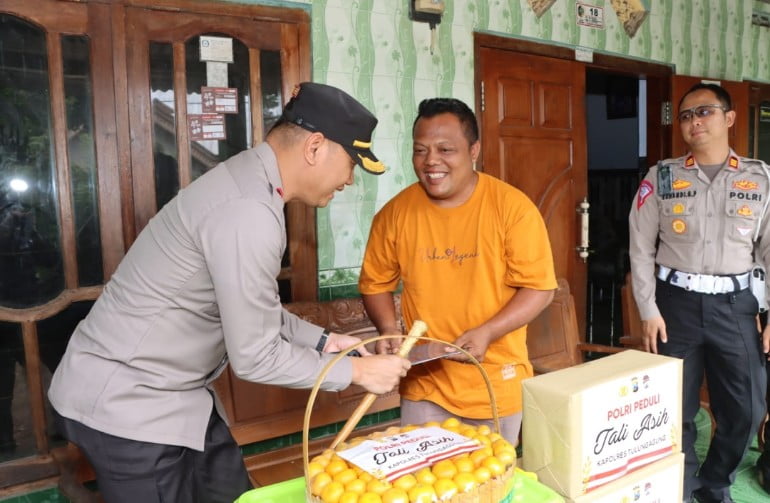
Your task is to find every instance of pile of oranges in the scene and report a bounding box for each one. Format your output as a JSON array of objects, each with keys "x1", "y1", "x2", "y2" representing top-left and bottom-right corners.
[{"x1": 307, "y1": 417, "x2": 517, "y2": 503}]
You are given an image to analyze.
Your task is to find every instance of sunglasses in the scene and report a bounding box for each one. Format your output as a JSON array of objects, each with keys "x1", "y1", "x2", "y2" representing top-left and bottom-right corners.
[{"x1": 677, "y1": 104, "x2": 728, "y2": 122}]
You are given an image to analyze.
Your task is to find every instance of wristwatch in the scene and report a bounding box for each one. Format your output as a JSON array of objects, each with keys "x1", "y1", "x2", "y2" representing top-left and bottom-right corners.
[{"x1": 315, "y1": 329, "x2": 330, "y2": 352}]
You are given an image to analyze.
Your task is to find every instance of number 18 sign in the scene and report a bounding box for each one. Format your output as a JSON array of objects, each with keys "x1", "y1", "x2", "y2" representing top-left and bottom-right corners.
[{"x1": 576, "y1": 2, "x2": 604, "y2": 29}]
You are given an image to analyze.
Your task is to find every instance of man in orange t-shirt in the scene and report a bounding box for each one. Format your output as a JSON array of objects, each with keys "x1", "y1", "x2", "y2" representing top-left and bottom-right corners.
[{"x1": 359, "y1": 98, "x2": 557, "y2": 444}]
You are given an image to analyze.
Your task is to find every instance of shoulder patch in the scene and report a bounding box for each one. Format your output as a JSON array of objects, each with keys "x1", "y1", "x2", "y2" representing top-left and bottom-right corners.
[{"x1": 637, "y1": 180, "x2": 653, "y2": 209}]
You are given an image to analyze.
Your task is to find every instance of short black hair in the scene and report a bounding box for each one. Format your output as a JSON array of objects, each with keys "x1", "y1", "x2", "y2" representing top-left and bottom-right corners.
[
  {"x1": 678, "y1": 83, "x2": 732, "y2": 111},
  {"x1": 413, "y1": 98, "x2": 479, "y2": 145}
]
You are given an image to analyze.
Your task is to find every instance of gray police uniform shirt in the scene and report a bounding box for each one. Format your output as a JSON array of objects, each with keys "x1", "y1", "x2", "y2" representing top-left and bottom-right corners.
[
  {"x1": 48, "y1": 143, "x2": 353, "y2": 451},
  {"x1": 629, "y1": 150, "x2": 770, "y2": 321}
]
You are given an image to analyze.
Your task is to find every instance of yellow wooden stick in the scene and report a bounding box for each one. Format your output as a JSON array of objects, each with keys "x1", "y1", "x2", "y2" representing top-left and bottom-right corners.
[{"x1": 329, "y1": 320, "x2": 428, "y2": 449}]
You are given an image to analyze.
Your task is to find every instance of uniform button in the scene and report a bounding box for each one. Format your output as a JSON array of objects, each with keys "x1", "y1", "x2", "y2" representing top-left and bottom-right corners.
[
  {"x1": 707, "y1": 213, "x2": 713, "y2": 217},
  {"x1": 706, "y1": 240, "x2": 712, "y2": 244}
]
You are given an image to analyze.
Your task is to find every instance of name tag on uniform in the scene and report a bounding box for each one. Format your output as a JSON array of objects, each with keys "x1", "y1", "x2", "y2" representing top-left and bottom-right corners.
[{"x1": 657, "y1": 164, "x2": 672, "y2": 196}]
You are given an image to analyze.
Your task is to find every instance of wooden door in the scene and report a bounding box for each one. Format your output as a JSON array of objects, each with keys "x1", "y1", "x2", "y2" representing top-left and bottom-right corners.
[
  {"x1": 477, "y1": 46, "x2": 588, "y2": 338},
  {"x1": 671, "y1": 76, "x2": 750, "y2": 157},
  {"x1": 749, "y1": 82, "x2": 770, "y2": 163}
]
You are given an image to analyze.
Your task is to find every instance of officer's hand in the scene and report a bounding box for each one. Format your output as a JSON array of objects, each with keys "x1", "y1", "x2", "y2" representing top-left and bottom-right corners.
[
  {"x1": 324, "y1": 332, "x2": 372, "y2": 356},
  {"x1": 762, "y1": 324, "x2": 770, "y2": 361},
  {"x1": 350, "y1": 354, "x2": 411, "y2": 394},
  {"x1": 641, "y1": 316, "x2": 667, "y2": 354}
]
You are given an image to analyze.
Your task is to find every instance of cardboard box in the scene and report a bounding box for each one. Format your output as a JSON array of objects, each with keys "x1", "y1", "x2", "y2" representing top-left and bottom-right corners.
[
  {"x1": 522, "y1": 350, "x2": 682, "y2": 498},
  {"x1": 566, "y1": 452, "x2": 684, "y2": 502}
]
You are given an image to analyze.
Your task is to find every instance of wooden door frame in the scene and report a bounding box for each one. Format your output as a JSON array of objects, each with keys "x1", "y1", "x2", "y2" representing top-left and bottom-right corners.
[
  {"x1": 749, "y1": 81, "x2": 770, "y2": 159},
  {"x1": 473, "y1": 34, "x2": 673, "y2": 340}
]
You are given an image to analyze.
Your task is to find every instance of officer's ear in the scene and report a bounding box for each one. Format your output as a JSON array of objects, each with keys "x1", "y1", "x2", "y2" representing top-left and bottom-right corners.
[{"x1": 725, "y1": 109, "x2": 736, "y2": 128}]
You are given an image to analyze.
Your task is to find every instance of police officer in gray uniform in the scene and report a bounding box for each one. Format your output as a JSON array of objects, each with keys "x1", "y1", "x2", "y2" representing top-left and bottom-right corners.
[{"x1": 629, "y1": 83, "x2": 770, "y2": 503}]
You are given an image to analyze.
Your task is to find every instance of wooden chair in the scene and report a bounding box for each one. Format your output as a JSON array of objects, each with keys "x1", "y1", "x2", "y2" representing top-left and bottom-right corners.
[{"x1": 526, "y1": 278, "x2": 625, "y2": 376}]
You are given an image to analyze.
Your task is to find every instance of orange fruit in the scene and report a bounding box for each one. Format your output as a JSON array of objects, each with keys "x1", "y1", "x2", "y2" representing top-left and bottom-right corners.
[
  {"x1": 334, "y1": 468, "x2": 358, "y2": 486},
  {"x1": 311, "y1": 454, "x2": 331, "y2": 466},
  {"x1": 345, "y1": 479, "x2": 367, "y2": 494},
  {"x1": 339, "y1": 492, "x2": 360, "y2": 503},
  {"x1": 454, "y1": 472, "x2": 478, "y2": 493},
  {"x1": 366, "y1": 479, "x2": 391, "y2": 495},
  {"x1": 482, "y1": 455, "x2": 505, "y2": 476},
  {"x1": 453, "y1": 456, "x2": 475, "y2": 473},
  {"x1": 441, "y1": 417, "x2": 461, "y2": 429},
  {"x1": 473, "y1": 466, "x2": 492, "y2": 484},
  {"x1": 358, "y1": 492, "x2": 383, "y2": 503},
  {"x1": 469, "y1": 447, "x2": 493, "y2": 466},
  {"x1": 407, "y1": 484, "x2": 436, "y2": 503},
  {"x1": 496, "y1": 449, "x2": 516, "y2": 466},
  {"x1": 431, "y1": 459, "x2": 458, "y2": 479},
  {"x1": 311, "y1": 472, "x2": 333, "y2": 496},
  {"x1": 414, "y1": 467, "x2": 437, "y2": 486},
  {"x1": 476, "y1": 425, "x2": 492, "y2": 435},
  {"x1": 434, "y1": 478, "x2": 458, "y2": 499},
  {"x1": 423, "y1": 421, "x2": 441, "y2": 428},
  {"x1": 391, "y1": 474, "x2": 417, "y2": 491},
  {"x1": 326, "y1": 459, "x2": 349, "y2": 476},
  {"x1": 308, "y1": 461, "x2": 326, "y2": 479},
  {"x1": 321, "y1": 481, "x2": 345, "y2": 503},
  {"x1": 380, "y1": 487, "x2": 409, "y2": 503},
  {"x1": 401, "y1": 424, "x2": 419, "y2": 432}
]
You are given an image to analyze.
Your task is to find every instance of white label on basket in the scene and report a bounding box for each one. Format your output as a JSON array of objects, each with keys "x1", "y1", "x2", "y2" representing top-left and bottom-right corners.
[{"x1": 337, "y1": 426, "x2": 480, "y2": 482}]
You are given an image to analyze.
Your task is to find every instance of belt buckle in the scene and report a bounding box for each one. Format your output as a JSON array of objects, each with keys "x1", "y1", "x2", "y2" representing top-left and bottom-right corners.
[{"x1": 700, "y1": 275, "x2": 717, "y2": 294}]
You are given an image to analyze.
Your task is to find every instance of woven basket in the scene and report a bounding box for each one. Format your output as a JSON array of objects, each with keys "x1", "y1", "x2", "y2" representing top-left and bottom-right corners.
[{"x1": 302, "y1": 334, "x2": 516, "y2": 502}]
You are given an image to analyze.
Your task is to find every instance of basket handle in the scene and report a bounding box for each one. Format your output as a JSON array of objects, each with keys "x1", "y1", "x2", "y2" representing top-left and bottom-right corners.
[
  {"x1": 302, "y1": 331, "x2": 500, "y2": 494},
  {"x1": 328, "y1": 320, "x2": 427, "y2": 449}
]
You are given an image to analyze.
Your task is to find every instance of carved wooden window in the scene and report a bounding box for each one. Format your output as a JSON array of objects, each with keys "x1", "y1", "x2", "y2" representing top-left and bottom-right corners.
[{"x1": 0, "y1": 0, "x2": 312, "y2": 491}]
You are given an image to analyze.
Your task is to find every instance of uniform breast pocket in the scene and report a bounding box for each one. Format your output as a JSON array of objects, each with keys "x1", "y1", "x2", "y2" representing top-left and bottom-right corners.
[
  {"x1": 660, "y1": 200, "x2": 698, "y2": 243},
  {"x1": 726, "y1": 201, "x2": 760, "y2": 245}
]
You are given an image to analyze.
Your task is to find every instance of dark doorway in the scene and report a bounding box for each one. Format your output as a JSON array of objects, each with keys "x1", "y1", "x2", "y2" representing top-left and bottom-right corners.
[{"x1": 585, "y1": 69, "x2": 643, "y2": 346}]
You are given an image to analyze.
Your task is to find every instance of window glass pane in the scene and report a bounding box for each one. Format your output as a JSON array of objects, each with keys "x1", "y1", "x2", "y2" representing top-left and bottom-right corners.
[
  {"x1": 41, "y1": 301, "x2": 94, "y2": 451},
  {"x1": 0, "y1": 15, "x2": 64, "y2": 309},
  {"x1": 62, "y1": 35, "x2": 102, "y2": 286},
  {"x1": 150, "y1": 42, "x2": 180, "y2": 210},
  {"x1": 0, "y1": 321, "x2": 23, "y2": 461},
  {"x1": 260, "y1": 51, "x2": 283, "y2": 136},
  {"x1": 185, "y1": 34, "x2": 251, "y2": 180}
]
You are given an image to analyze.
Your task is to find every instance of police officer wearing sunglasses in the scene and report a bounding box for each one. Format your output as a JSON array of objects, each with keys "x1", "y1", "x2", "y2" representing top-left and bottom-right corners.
[{"x1": 629, "y1": 83, "x2": 770, "y2": 503}]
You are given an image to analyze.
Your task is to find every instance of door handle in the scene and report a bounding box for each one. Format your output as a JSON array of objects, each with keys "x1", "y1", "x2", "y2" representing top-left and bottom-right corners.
[{"x1": 576, "y1": 197, "x2": 590, "y2": 262}]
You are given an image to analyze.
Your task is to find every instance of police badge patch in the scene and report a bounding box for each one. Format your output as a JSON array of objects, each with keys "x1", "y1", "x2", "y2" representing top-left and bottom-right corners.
[{"x1": 637, "y1": 180, "x2": 653, "y2": 209}]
